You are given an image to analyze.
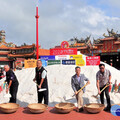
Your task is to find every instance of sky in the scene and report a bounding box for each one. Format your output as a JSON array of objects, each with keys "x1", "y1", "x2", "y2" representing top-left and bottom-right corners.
[{"x1": 0, "y1": 0, "x2": 120, "y2": 49}]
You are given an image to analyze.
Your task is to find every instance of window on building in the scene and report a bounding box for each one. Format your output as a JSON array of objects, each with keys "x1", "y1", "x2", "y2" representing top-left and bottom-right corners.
[{"x1": 0, "y1": 55, "x2": 8, "y2": 57}]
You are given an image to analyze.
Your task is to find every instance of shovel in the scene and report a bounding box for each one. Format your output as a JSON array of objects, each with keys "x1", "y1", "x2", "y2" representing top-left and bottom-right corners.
[
  {"x1": 92, "y1": 83, "x2": 112, "y2": 99},
  {"x1": 4, "y1": 93, "x2": 11, "y2": 98},
  {"x1": 64, "y1": 83, "x2": 88, "y2": 101},
  {"x1": 34, "y1": 81, "x2": 47, "y2": 92},
  {"x1": 72, "y1": 83, "x2": 88, "y2": 97}
]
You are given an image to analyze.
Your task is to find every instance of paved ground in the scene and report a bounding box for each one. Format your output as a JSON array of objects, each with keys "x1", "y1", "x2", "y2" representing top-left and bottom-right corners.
[{"x1": 0, "y1": 107, "x2": 119, "y2": 120}]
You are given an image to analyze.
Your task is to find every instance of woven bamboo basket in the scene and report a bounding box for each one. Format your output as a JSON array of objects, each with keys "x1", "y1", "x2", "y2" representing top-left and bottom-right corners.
[
  {"x1": 55, "y1": 103, "x2": 75, "y2": 114},
  {"x1": 27, "y1": 103, "x2": 48, "y2": 114},
  {"x1": 84, "y1": 103, "x2": 105, "y2": 114},
  {"x1": 0, "y1": 103, "x2": 19, "y2": 114}
]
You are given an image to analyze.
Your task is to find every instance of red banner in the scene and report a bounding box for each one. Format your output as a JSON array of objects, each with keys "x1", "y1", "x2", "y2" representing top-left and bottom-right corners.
[
  {"x1": 50, "y1": 48, "x2": 77, "y2": 55},
  {"x1": 86, "y1": 56, "x2": 100, "y2": 65}
]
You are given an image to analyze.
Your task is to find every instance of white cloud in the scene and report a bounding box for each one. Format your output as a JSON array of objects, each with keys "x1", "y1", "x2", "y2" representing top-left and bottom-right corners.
[
  {"x1": 0, "y1": 0, "x2": 120, "y2": 48},
  {"x1": 102, "y1": 0, "x2": 120, "y2": 8}
]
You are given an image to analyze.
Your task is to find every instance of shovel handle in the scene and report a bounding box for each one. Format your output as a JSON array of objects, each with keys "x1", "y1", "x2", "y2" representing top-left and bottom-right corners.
[
  {"x1": 72, "y1": 83, "x2": 88, "y2": 97},
  {"x1": 34, "y1": 81, "x2": 39, "y2": 87},
  {"x1": 100, "y1": 84, "x2": 109, "y2": 93},
  {"x1": 96, "y1": 83, "x2": 112, "y2": 97}
]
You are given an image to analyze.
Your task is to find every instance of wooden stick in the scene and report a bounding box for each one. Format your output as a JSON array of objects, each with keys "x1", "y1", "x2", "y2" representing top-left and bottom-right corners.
[
  {"x1": 72, "y1": 84, "x2": 88, "y2": 97},
  {"x1": 34, "y1": 81, "x2": 39, "y2": 87},
  {"x1": 92, "y1": 83, "x2": 112, "y2": 99}
]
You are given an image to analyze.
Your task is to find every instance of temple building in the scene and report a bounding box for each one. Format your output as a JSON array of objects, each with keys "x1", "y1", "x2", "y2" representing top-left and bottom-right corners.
[
  {"x1": 53, "y1": 29, "x2": 120, "y2": 69},
  {"x1": 0, "y1": 30, "x2": 16, "y2": 67},
  {"x1": 8, "y1": 44, "x2": 36, "y2": 60},
  {"x1": 54, "y1": 35, "x2": 93, "y2": 55},
  {"x1": 0, "y1": 30, "x2": 50, "y2": 68},
  {"x1": 55, "y1": 35, "x2": 93, "y2": 56},
  {"x1": 68, "y1": 35, "x2": 92, "y2": 55},
  {"x1": 92, "y1": 29, "x2": 120, "y2": 69}
]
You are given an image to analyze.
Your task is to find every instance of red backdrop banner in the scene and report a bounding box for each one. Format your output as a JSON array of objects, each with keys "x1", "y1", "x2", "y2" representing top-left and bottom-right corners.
[
  {"x1": 50, "y1": 48, "x2": 77, "y2": 55},
  {"x1": 86, "y1": 56, "x2": 100, "y2": 65}
]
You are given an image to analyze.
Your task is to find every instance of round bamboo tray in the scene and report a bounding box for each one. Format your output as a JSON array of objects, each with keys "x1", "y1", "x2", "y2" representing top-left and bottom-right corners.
[
  {"x1": 27, "y1": 103, "x2": 48, "y2": 114},
  {"x1": 55, "y1": 103, "x2": 75, "y2": 114},
  {"x1": 0, "y1": 103, "x2": 19, "y2": 114},
  {"x1": 84, "y1": 103, "x2": 105, "y2": 114}
]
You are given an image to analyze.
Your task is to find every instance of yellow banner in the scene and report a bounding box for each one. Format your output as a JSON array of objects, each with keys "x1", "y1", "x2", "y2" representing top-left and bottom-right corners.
[
  {"x1": 69, "y1": 55, "x2": 85, "y2": 66},
  {"x1": 69, "y1": 55, "x2": 83, "y2": 59},
  {"x1": 24, "y1": 59, "x2": 37, "y2": 68},
  {"x1": 76, "y1": 59, "x2": 85, "y2": 66}
]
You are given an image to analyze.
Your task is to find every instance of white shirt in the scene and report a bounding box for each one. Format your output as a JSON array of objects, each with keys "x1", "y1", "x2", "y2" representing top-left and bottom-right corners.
[{"x1": 42, "y1": 70, "x2": 47, "y2": 79}]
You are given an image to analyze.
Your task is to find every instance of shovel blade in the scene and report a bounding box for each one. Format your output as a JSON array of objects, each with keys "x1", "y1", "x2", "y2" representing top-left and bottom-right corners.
[
  {"x1": 38, "y1": 88, "x2": 47, "y2": 92},
  {"x1": 4, "y1": 94, "x2": 11, "y2": 98},
  {"x1": 63, "y1": 96, "x2": 73, "y2": 101},
  {"x1": 92, "y1": 95, "x2": 98, "y2": 99}
]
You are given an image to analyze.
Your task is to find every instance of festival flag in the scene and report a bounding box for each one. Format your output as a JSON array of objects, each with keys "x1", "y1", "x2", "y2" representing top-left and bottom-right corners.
[
  {"x1": 3, "y1": 82, "x2": 6, "y2": 89},
  {"x1": 111, "y1": 84, "x2": 115, "y2": 92},
  {"x1": 109, "y1": 84, "x2": 112, "y2": 92},
  {"x1": 115, "y1": 84, "x2": 118, "y2": 92},
  {"x1": 118, "y1": 83, "x2": 120, "y2": 93},
  {"x1": 0, "y1": 86, "x2": 2, "y2": 93},
  {"x1": 1, "y1": 84, "x2": 3, "y2": 91}
]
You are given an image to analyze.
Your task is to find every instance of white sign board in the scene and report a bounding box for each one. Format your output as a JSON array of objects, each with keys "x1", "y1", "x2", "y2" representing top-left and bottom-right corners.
[{"x1": 55, "y1": 55, "x2": 69, "y2": 60}]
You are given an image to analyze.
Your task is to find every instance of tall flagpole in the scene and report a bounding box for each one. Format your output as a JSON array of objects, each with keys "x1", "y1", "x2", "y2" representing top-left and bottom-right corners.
[{"x1": 35, "y1": 6, "x2": 39, "y2": 59}]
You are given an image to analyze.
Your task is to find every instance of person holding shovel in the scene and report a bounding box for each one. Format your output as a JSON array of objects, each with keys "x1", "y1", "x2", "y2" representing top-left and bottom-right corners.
[
  {"x1": 96, "y1": 64, "x2": 111, "y2": 111},
  {"x1": 4, "y1": 65, "x2": 19, "y2": 103},
  {"x1": 33, "y1": 60, "x2": 49, "y2": 105},
  {"x1": 71, "y1": 66, "x2": 90, "y2": 112}
]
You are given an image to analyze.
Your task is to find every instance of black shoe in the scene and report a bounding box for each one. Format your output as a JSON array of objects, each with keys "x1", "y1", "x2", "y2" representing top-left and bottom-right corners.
[
  {"x1": 79, "y1": 107, "x2": 83, "y2": 112},
  {"x1": 104, "y1": 106, "x2": 111, "y2": 111}
]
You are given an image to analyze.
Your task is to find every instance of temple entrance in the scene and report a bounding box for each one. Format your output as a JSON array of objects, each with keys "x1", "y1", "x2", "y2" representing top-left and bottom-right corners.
[{"x1": 100, "y1": 53, "x2": 120, "y2": 70}]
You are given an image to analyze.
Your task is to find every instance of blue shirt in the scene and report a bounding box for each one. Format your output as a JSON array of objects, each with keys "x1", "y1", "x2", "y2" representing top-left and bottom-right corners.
[{"x1": 76, "y1": 74, "x2": 81, "y2": 83}]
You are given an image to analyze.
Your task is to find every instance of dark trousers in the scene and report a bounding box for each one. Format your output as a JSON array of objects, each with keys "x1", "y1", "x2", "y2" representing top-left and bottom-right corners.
[
  {"x1": 9, "y1": 84, "x2": 19, "y2": 103},
  {"x1": 100, "y1": 85, "x2": 111, "y2": 107},
  {"x1": 37, "y1": 87, "x2": 48, "y2": 105}
]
